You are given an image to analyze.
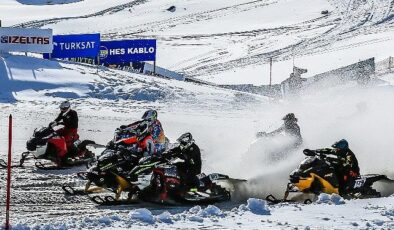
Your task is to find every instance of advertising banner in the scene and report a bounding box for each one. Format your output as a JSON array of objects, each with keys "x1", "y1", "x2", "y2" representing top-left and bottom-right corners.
[
  {"x1": 49, "y1": 33, "x2": 100, "y2": 58},
  {"x1": 0, "y1": 27, "x2": 53, "y2": 53},
  {"x1": 99, "y1": 39, "x2": 156, "y2": 64}
]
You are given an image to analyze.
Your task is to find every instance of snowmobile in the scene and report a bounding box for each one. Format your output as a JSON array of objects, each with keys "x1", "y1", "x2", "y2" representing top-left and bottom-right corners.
[
  {"x1": 266, "y1": 150, "x2": 393, "y2": 204},
  {"x1": 67, "y1": 126, "x2": 147, "y2": 200},
  {"x1": 133, "y1": 156, "x2": 232, "y2": 205},
  {"x1": 0, "y1": 124, "x2": 96, "y2": 170},
  {"x1": 86, "y1": 154, "x2": 232, "y2": 205}
]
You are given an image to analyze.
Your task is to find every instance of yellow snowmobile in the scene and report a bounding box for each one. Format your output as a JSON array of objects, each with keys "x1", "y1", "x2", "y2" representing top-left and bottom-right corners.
[{"x1": 267, "y1": 150, "x2": 392, "y2": 204}]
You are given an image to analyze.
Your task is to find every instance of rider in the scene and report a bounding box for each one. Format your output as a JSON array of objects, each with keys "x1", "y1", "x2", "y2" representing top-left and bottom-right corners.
[
  {"x1": 257, "y1": 113, "x2": 302, "y2": 147},
  {"x1": 164, "y1": 132, "x2": 202, "y2": 190},
  {"x1": 141, "y1": 109, "x2": 166, "y2": 154},
  {"x1": 304, "y1": 139, "x2": 360, "y2": 195},
  {"x1": 135, "y1": 121, "x2": 155, "y2": 157},
  {"x1": 49, "y1": 101, "x2": 79, "y2": 162}
]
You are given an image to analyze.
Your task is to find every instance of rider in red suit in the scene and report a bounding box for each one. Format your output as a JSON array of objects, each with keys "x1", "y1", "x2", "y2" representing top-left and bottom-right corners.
[{"x1": 49, "y1": 101, "x2": 79, "y2": 163}]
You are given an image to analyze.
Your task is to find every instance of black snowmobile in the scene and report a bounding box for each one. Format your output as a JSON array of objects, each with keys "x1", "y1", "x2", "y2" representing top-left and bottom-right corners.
[
  {"x1": 0, "y1": 124, "x2": 96, "y2": 170},
  {"x1": 125, "y1": 155, "x2": 231, "y2": 205},
  {"x1": 73, "y1": 152, "x2": 232, "y2": 205},
  {"x1": 64, "y1": 127, "x2": 146, "y2": 200},
  {"x1": 266, "y1": 150, "x2": 393, "y2": 204}
]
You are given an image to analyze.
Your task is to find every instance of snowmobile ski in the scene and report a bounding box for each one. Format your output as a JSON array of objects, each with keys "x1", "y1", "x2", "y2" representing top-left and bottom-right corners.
[
  {"x1": 90, "y1": 195, "x2": 139, "y2": 206},
  {"x1": 35, "y1": 161, "x2": 72, "y2": 170},
  {"x1": 0, "y1": 152, "x2": 32, "y2": 168},
  {"x1": 183, "y1": 191, "x2": 231, "y2": 204},
  {"x1": 62, "y1": 185, "x2": 90, "y2": 196},
  {"x1": 265, "y1": 194, "x2": 312, "y2": 204}
]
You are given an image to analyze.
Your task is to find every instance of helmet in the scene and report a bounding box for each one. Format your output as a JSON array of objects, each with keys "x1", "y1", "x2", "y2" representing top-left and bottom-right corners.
[
  {"x1": 332, "y1": 139, "x2": 349, "y2": 150},
  {"x1": 176, "y1": 132, "x2": 194, "y2": 150},
  {"x1": 59, "y1": 101, "x2": 71, "y2": 110},
  {"x1": 141, "y1": 109, "x2": 157, "y2": 122},
  {"x1": 282, "y1": 113, "x2": 297, "y2": 122}
]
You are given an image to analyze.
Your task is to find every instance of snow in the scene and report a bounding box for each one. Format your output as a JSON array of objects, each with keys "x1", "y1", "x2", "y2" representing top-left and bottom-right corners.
[
  {"x1": 7, "y1": 197, "x2": 394, "y2": 229},
  {"x1": 0, "y1": 0, "x2": 394, "y2": 229},
  {"x1": 128, "y1": 208, "x2": 155, "y2": 224},
  {"x1": 246, "y1": 198, "x2": 271, "y2": 215},
  {"x1": 316, "y1": 193, "x2": 346, "y2": 205}
]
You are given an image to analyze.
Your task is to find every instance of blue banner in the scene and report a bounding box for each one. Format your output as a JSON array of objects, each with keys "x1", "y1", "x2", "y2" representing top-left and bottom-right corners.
[
  {"x1": 99, "y1": 39, "x2": 156, "y2": 64},
  {"x1": 48, "y1": 33, "x2": 100, "y2": 58}
]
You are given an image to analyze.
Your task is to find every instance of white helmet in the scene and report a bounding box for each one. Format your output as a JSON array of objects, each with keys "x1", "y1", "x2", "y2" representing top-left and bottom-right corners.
[{"x1": 59, "y1": 101, "x2": 71, "y2": 110}]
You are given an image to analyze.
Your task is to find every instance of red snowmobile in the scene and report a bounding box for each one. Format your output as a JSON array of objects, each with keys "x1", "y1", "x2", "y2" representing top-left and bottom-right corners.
[{"x1": 0, "y1": 124, "x2": 96, "y2": 169}]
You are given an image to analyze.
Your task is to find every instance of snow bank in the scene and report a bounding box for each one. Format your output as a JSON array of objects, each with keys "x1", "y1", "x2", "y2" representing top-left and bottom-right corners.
[
  {"x1": 185, "y1": 205, "x2": 225, "y2": 222},
  {"x1": 382, "y1": 209, "x2": 394, "y2": 217},
  {"x1": 128, "y1": 208, "x2": 156, "y2": 224},
  {"x1": 316, "y1": 193, "x2": 345, "y2": 205},
  {"x1": 198, "y1": 205, "x2": 224, "y2": 217},
  {"x1": 156, "y1": 211, "x2": 173, "y2": 224},
  {"x1": 237, "y1": 198, "x2": 271, "y2": 215}
]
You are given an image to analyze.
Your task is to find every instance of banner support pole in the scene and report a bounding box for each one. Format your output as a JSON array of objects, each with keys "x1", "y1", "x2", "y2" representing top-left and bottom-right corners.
[{"x1": 96, "y1": 56, "x2": 100, "y2": 74}]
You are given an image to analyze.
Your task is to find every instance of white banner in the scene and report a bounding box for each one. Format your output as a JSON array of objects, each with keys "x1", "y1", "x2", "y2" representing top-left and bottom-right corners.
[{"x1": 0, "y1": 27, "x2": 53, "y2": 53}]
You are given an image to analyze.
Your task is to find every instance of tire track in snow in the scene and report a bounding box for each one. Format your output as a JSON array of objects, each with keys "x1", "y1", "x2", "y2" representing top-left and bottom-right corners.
[
  {"x1": 13, "y1": 0, "x2": 147, "y2": 28},
  {"x1": 178, "y1": 0, "x2": 394, "y2": 78},
  {"x1": 101, "y1": 0, "x2": 277, "y2": 39}
]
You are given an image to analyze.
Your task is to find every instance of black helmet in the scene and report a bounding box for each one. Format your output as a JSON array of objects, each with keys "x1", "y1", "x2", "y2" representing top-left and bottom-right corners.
[
  {"x1": 141, "y1": 109, "x2": 158, "y2": 122},
  {"x1": 282, "y1": 113, "x2": 297, "y2": 122},
  {"x1": 332, "y1": 139, "x2": 349, "y2": 150},
  {"x1": 176, "y1": 132, "x2": 194, "y2": 150}
]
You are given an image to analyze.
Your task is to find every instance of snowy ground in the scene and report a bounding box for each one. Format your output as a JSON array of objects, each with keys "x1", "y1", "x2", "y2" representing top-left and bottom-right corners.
[
  {"x1": 1, "y1": 0, "x2": 394, "y2": 229},
  {"x1": 2, "y1": 0, "x2": 394, "y2": 84}
]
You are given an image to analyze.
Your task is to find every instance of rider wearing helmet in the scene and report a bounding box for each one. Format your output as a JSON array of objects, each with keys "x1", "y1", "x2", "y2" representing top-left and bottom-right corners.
[
  {"x1": 257, "y1": 113, "x2": 302, "y2": 147},
  {"x1": 304, "y1": 139, "x2": 360, "y2": 195},
  {"x1": 135, "y1": 121, "x2": 155, "y2": 157},
  {"x1": 164, "y1": 132, "x2": 202, "y2": 189},
  {"x1": 141, "y1": 109, "x2": 166, "y2": 154},
  {"x1": 49, "y1": 101, "x2": 79, "y2": 162}
]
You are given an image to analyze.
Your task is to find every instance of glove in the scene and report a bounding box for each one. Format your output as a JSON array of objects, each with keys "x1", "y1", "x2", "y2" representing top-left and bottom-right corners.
[
  {"x1": 169, "y1": 157, "x2": 185, "y2": 165},
  {"x1": 49, "y1": 121, "x2": 57, "y2": 127}
]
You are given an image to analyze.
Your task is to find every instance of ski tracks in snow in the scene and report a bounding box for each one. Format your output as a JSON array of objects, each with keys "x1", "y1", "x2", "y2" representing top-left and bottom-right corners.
[
  {"x1": 10, "y1": 0, "x2": 394, "y2": 78},
  {"x1": 13, "y1": 0, "x2": 148, "y2": 29}
]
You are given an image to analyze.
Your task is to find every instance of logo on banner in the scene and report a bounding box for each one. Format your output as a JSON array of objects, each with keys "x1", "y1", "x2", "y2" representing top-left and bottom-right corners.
[
  {"x1": 48, "y1": 33, "x2": 100, "y2": 59},
  {"x1": 1, "y1": 36, "x2": 50, "y2": 45},
  {"x1": 56, "y1": 41, "x2": 97, "y2": 50},
  {"x1": 100, "y1": 46, "x2": 109, "y2": 59},
  {"x1": 99, "y1": 39, "x2": 156, "y2": 64},
  {"x1": 0, "y1": 27, "x2": 53, "y2": 53}
]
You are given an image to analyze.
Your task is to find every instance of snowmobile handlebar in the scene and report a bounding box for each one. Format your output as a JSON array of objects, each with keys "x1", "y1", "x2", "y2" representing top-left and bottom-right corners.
[
  {"x1": 303, "y1": 149, "x2": 338, "y2": 160},
  {"x1": 303, "y1": 149, "x2": 316, "y2": 156}
]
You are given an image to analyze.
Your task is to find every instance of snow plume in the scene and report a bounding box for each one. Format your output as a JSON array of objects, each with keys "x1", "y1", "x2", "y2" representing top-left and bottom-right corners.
[{"x1": 206, "y1": 79, "x2": 394, "y2": 200}]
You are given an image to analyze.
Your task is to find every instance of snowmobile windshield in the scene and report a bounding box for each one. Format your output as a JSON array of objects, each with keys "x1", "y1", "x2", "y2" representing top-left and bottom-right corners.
[
  {"x1": 98, "y1": 149, "x2": 116, "y2": 162},
  {"x1": 34, "y1": 126, "x2": 54, "y2": 138},
  {"x1": 114, "y1": 129, "x2": 138, "y2": 144},
  {"x1": 297, "y1": 156, "x2": 319, "y2": 171}
]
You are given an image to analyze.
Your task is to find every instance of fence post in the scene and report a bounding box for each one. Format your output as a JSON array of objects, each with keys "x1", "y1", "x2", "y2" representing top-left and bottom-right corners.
[{"x1": 5, "y1": 114, "x2": 12, "y2": 230}]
